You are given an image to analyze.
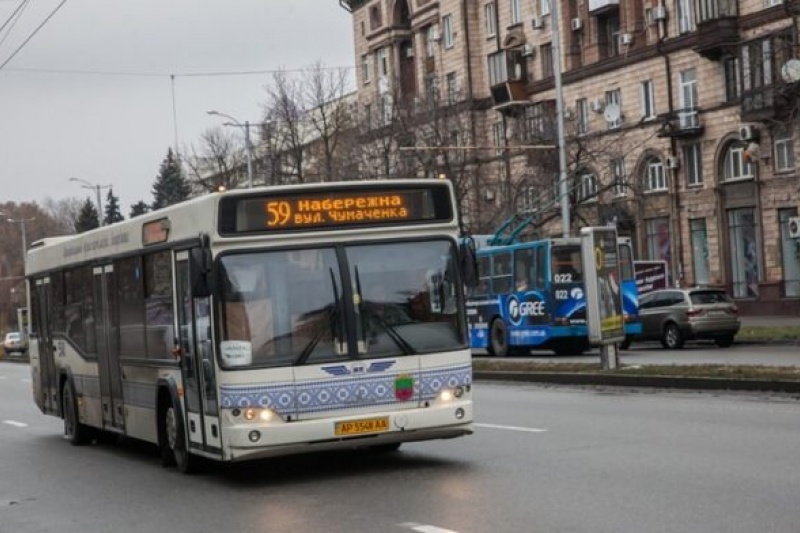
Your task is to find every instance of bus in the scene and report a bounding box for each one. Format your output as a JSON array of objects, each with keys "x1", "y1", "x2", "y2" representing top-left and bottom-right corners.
[
  {"x1": 25, "y1": 179, "x2": 475, "y2": 472},
  {"x1": 466, "y1": 237, "x2": 640, "y2": 356}
]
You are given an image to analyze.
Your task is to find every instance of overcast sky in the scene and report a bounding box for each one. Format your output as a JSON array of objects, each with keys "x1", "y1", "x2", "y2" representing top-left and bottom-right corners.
[{"x1": 0, "y1": 0, "x2": 355, "y2": 213}]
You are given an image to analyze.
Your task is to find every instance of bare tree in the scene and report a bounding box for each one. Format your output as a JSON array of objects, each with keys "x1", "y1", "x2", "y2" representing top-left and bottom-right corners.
[
  {"x1": 40, "y1": 196, "x2": 82, "y2": 235},
  {"x1": 262, "y1": 70, "x2": 307, "y2": 183},
  {"x1": 184, "y1": 126, "x2": 248, "y2": 193}
]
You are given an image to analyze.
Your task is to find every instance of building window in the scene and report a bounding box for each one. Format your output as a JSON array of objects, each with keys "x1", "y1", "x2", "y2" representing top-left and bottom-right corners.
[
  {"x1": 677, "y1": 0, "x2": 695, "y2": 33},
  {"x1": 446, "y1": 72, "x2": 457, "y2": 104},
  {"x1": 424, "y1": 74, "x2": 439, "y2": 102},
  {"x1": 363, "y1": 103, "x2": 372, "y2": 130},
  {"x1": 611, "y1": 157, "x2": 626, "y2": 196},
  {"x1": 646, "y1": 217, "x2": 672, "y2": 267},
  {"x1": 493, "y1": 122, "x2": 505, "y2": 155},
  {"x1": 487, "y1": 51, "x2": 507, "y2": 86},
  {"x1": 443, "y1": 15, "x2": 454, "y2": 48},
  {"x1": 684, "y1": 143, "x2": 703, "y2": 186},
  {"x1": 598, "y1": 12, "x2": 620, "y2": 59},
  {"x1": 576, "y1": 98, "x2": 589, "y2": 135},
  {"x1": 541, "y1": 43, "x2": 553, "y2": 78},
  {"x1": 679, "y1": 69, "x2": 699, "y2": 128},
  {"x1": 578, "y1": 173, "x2": 597, "y2": 203},
  {"x1": 779, "y1": 208, "x2": 800, "y2": 297},
  {"x1": 774, "y1": 125, "x2": 795, "y2": 171},
  {"x1": 640, "y1": 80, "x2": 655, "y2": 120},
  {"x1": 539, "y1": 0, "x2": 551, "y2": 16},
  {"x1": 369, "y1": 4, "x2": 382, "y2": 30},
  {"x1": 379, "y1": 94, "x2": 393, "y2": 125},
  {"x1": 723, "y1": 56, "x2": 740, "y2": 102},
  {"x1": 510, "y1": 0, "x2": 521, "y2": 25},
  {"x1": 690, "y1": 219, "x2": 710, "y2": 285},
  {"x1": 605, "y1": 89, "x2": 622, "y2": 129},
  {"x1": 723, "y1": 145, "x2": 754, "y2": 181},
  {"x1": 728, "y1": 207, "x2": 759, "y2": 298},
  {"x1": 484, "y1": 3, "x2": 497, "y2": 37},
  {"x1": 361, "y1": 54, "x2": 371, "y2": 84},
  {"x1": 376, "y1": 47, "x2": 389, "y2": 77},
  {"x1": 426, "y1": 26, "x2": 439, "y2": 57},
  {"x1": 644, "y1": 157, "x2": 667, "y2": 191}
]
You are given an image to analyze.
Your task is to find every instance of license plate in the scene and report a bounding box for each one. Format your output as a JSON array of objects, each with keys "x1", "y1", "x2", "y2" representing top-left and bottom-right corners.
[{"x1": 335, "y1": 417, "x2": 390, "y2": 436}]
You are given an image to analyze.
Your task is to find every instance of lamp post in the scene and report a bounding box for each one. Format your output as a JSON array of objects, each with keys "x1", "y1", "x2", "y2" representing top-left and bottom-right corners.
[
  {"x1": 207, "y1": 110, "x2": 254, "y2": 189},
  {"x1": 0, "y1": 211, "x2": 34, "y2": 261},
  {"x1": 69, "y1": 177, "x2": 111, "y2": 226}
]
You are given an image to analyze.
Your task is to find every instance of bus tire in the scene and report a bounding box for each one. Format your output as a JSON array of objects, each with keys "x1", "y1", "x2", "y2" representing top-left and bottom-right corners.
[
  {"x1": 488, "y1": 319, "x2": 509, "y2": 357},
  {"x1": 163, "y1": 401, "x2": 197, "y2": 474},
  {"x1": 62, "y1": 380, "x2": 91, "y2": 446}
]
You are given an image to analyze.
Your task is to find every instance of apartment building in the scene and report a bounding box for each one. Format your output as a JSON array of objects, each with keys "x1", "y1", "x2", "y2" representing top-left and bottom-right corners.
[{"x1": 340, "y1": 0, "x2": 800, "y2": 313}]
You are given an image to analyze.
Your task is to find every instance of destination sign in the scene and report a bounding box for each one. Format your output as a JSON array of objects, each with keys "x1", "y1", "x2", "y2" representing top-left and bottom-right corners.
[{"x1": 219, "y1": 184, "x2": 453, "y2": 234}]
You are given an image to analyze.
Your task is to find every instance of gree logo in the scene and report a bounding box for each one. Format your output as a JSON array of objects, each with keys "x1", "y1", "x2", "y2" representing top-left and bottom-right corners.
[{"x1": 508, "y1": 296, "x2": 546, "y2": 325}]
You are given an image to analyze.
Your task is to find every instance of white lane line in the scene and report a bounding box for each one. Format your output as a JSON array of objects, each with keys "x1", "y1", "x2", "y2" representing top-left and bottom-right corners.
[
  {"x1": 475, "y1": 423, "x2": 548, "y2": 433},
  {"x1": 400, "y1": 523, "x2": 460, "y2": 533},
  {"x1": 3, "y1": 420, "x2": 28, "y2": 428}
]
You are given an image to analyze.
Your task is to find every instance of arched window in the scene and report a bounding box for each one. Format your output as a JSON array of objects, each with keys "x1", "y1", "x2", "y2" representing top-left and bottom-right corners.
[
  {"x1": 578, "y1": 173, "x2": 598, "y2": 202},
  {"x1": 643, "y1": 157, "x2": 666, "y2": 191},
  {"x1": 722, "y1": 143, "x2": 754, "y2": 181}
]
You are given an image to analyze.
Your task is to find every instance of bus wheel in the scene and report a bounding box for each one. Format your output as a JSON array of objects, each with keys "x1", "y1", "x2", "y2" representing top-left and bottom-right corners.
[
  {"x1": 62, "y1": 380, "x2": 91, "y2": 446},
  {"x1": 163, "y1": 403, "x2": 196, "y2": 474},
  {"x1": 488, "y1": 319, "x2": 509, "y2": 357}
]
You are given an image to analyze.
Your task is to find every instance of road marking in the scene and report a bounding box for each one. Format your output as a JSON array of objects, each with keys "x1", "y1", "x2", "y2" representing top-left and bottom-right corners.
[
  {"x1": 3, "y1": 420, "x2": 28, "y2": 428},
  {"x1": 400, "y1": 523, "x2": 460, "y2": 533},
  {"x1": 475, "y1": 423, "x2": 548, "y2": 433}
]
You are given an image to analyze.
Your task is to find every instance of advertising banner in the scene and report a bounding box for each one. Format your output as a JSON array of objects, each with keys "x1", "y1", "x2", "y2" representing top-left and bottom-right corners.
[
  {"x1": 634, "y1": 260, "x2": 669, "y2": 295},
  {"x1": 581, "y1": 227, "x2": 625, "y2": 344}
]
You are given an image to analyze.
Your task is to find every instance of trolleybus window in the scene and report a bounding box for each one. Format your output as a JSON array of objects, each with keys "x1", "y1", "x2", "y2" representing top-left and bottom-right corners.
[{"x1": 552, "y1": 245, "x2": 583, "y2": 283}]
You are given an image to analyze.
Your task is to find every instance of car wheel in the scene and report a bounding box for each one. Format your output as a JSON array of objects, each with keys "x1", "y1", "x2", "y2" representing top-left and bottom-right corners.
[
  {"x1": 488, "y1": 319, "x2": 509, "y2": 357},
  {"x1": 163, "y1": 403, "x2": 197, "y2": 474},
  {"x1": 661, "y1": 323, "x2": 684, "y2": 349},
  {"x1": 63, "y1": 381, "x2": 92, "y2": 445},
  {"x1": 715, "y1": 335, "x2": 735, "y2": 348}
]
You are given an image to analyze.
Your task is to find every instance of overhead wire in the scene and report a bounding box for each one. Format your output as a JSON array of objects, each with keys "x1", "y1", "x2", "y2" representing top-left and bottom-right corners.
[
  {"x1": 0, "y1": 0, "x2": 68, "y2": 73},
  {"x1": 0, "y1": 0, "x2": 30, "y2": 38}
]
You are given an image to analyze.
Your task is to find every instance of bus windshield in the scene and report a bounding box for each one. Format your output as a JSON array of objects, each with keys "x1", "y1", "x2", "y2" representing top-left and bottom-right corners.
[
  {"x1": 218, "y1": 240, "x2": 465, "y2": 368},
  {"x1": 551, "y1": 245, "x2": 583, "y2": 283}
]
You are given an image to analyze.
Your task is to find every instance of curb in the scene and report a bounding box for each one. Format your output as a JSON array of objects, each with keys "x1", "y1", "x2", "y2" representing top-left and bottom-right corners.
[{"x1": 474, "y1": 371, "x2": 800, "y2": 394}]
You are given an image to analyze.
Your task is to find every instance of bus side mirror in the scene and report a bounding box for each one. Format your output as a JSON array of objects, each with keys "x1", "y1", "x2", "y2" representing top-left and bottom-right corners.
[
  {"x1": 190, "y1": 247, "x2": 213, "y2": 298},
  {"x1": 459, "y1": 237, "x2": 479, "y2": 288}
]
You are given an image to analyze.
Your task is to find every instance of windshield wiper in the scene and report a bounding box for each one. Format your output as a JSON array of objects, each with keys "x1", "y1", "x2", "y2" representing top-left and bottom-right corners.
[
  {"x1": 294, "y1": 307, "x2": 339, "y2": 365},
  {"x1": 363, "y1": 305, "x2": 417, "y2": 355}
]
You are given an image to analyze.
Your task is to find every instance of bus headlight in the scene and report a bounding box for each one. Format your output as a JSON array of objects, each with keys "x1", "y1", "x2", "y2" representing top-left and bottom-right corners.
[
  {"x1": 438, "y1": 387, "x2": 466, "y2": 402},
  {"x1": 242, "y1": 408, "x2": 278, "y2": 423}
]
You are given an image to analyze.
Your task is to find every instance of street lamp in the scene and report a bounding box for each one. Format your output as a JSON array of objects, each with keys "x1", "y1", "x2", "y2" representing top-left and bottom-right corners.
[
  {"x1": 207, "y1": 110, "x2": 254, "y2": 189},
  {"x1": 69, "y1": 177, "x2": 111, "y2": 226},
  {"x1": 0, "y1": 211, "x2": 35, "y2": 261}
]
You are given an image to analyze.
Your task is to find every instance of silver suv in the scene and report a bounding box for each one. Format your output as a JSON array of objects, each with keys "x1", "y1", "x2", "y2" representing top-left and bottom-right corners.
[{"x1": 636, "y1": 288, "x2": 741, "y2": 349}]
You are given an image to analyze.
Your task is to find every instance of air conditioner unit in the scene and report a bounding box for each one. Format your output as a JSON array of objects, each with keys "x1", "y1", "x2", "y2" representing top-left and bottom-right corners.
[
  {"x1": 789, "y1": 216, "x2": 800, "y2": 239},
  {"x1": 405, "y1": 47, "x2": 415, "y2": 58},
  {"x1": 739, "y1": 124, "x2": 759, "y2": 141},
  {"x1": 665, "y1": 156, "x2": 679, "y2": 170},
  {"x1": 651, "y1": 5, "x2": 667, "y2": 21},
  {"x1": 522, "y1": 43, "x2": 535, "y2": 57},
  {"x1": 620, "y1": 33, "x2": 634, "y2": 46},
  {"x1": 590, "y1": 98, "x2": 605, "y2": 113},
  {"x1": 532, "y1": 16, "x2": 544, "y2": 29},
  {"x1": 430, "y1": 25, "x2": 441, "y2": 42},
  {"x1": 570, "y1": 18, "x2": 583, "y2": 31}
]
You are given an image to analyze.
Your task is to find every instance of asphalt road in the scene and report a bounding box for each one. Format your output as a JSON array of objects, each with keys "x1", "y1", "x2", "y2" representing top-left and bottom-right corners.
[{"x1": 2, "y1": 361, "x2": 800, "y2": 533}]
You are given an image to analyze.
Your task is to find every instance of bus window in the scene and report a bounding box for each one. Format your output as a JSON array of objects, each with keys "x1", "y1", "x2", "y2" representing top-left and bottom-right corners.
[
  {"x1": 474, "y1": 255, "x2": 491, "y2": 296},
  {"x1": 491, "y1": 252, "x2": 513, "y2": 294},
  {"x1": 535, "y1": 246, "x2": 547, "y2": 289},
  {"x1": 514, "y1": 248, "x2": 535, "y2": 292},
  {"x1": 551, "y1": 245, "x2": 583, "y2": 283}
]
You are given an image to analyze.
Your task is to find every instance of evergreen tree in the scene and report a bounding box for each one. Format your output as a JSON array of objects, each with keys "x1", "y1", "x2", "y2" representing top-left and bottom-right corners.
[
  {"x1": 130, "y1": 201, "x2": 150, "y2": 218},
  {"x1": 151, "y1": 148, "x2": 190, "y2": 210},
  {"x1": 104, "y1": 189, "x2": 124, "y2": 225},
  {"x1": 75, "y1": 198, "x2": 100, "y2": 233}
]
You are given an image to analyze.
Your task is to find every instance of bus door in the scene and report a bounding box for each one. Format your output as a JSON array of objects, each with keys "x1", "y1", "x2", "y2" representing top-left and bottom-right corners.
[
  {"x1": 93, "y1": 265, "x2": 124, "y2": 431},
  {"x1": 175, "y1": 251, "x2": 220, "y2": 452},
  {"x1": 33, "y1": 278, "x2": 58, "y2": 415}
]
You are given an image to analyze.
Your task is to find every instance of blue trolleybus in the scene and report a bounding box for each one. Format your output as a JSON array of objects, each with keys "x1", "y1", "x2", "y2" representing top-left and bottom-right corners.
[{"x1": 466, "y1": 237, "x2": 641, "y2": 356}]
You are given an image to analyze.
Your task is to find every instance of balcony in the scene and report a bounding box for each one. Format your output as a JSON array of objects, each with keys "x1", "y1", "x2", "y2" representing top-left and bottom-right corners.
[
  {"x1": 588, "y1": 0, "x2": 619, "y2": 15},
  {"x1": 693, "y1": 0, "x2": 738, "y2": 60},
  {"x1": 741, "y1": 85, "x2": 795, "y2": 122},
  {"x1": 657, "y1": 108, "x2": 704, "y2": 138},
  {"x1": 491, "y1": 80, "x2": 529, "y2": 111}
]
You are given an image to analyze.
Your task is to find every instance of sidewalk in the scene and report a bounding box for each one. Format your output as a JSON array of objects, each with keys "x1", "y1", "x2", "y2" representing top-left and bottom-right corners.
[{"x1": 740, "y1": 315, "x2": 800, "y2": 328}]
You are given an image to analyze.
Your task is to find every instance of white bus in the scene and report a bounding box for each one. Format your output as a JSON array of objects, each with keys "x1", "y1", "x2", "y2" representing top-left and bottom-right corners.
[{"x1": 26, "y1": 179, "x2": 475, "y2": 472}]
